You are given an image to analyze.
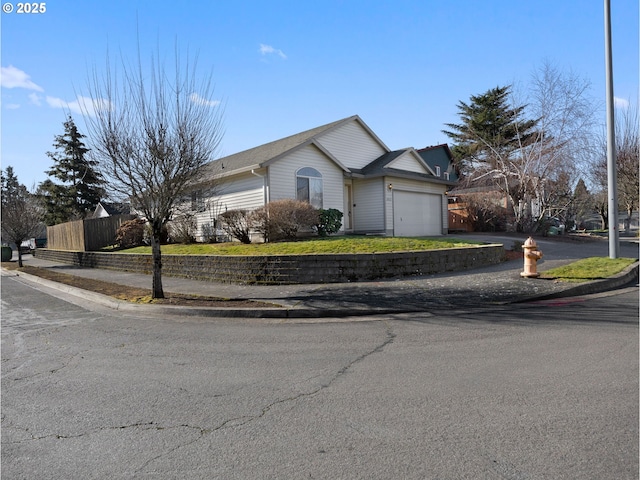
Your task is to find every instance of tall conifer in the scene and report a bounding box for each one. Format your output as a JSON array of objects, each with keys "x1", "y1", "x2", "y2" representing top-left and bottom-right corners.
[
  {"x1": 39, "y1": 116, "x2": 104, "y2": 224},
  {"x1": 442, "y1": 85, "x2": 538, "y2": 174}
]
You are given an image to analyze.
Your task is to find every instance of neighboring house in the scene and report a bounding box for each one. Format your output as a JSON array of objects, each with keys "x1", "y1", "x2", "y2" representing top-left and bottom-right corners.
[
  {"x1": 93, "y1": 201, "x2": 131, "y2": 218},
  {"x1": 416, "y1": 144, "x2": 460, "y2": 183},
  {"x1": 188, "y1": 115, "x2": 457, "y2": 240}
]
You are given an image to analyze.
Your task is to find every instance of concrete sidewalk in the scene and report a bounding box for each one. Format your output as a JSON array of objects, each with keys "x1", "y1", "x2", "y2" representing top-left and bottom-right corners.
[{"x1": 3, "y1": 234, "x2": 638, "y2": 318}]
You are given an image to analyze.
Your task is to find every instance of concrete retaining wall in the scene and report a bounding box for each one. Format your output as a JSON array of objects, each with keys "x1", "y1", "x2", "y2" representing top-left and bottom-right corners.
[{"x1": 35, "y1": 245, "x2": 506, "y2": 285}]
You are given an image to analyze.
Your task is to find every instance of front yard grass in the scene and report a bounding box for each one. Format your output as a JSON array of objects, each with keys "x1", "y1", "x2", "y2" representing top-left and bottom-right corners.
[
  {"x1": 541, "y1": 257, "x2": 637, "y2": 282},
  {"x1": 115, "y1": 236, "x2": 485, "y2": 255}
]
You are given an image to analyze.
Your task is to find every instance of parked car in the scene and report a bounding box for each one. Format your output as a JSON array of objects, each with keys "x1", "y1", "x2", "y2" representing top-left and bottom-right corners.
[
  {"x1": 19, "y1": 239, "x2": 34, "y2": 255},
  {"x1": 19, "y1": 237, "x2": 46, "y2": 255}
]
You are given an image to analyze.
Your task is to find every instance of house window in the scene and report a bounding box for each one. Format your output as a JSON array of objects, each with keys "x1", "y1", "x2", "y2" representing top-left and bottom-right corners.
[
  {"x1": 435, "y1": 166, "x2": 441, "y2": 177},
  {"x1": 296, "y1": 167, "x2": 323, "y2": 208},
  {"x1": 191, "y1": 190, "x2": 205, "y2": 212},
  {"x1": 444, "y1": 172, "x2": 450, "y2": 180}
]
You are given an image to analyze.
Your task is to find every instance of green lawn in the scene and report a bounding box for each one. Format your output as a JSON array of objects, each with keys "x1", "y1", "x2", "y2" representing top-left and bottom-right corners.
[
  {"x1": 542, "y1": 257, "x2": 637, "y2": 282},
  {"x1": 117, "y1": 236, "x2": 486, "y2": 256}
]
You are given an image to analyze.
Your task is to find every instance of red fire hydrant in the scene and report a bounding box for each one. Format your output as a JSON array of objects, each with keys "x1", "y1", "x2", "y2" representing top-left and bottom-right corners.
[{"x1": 521, "y1": 237, "x2": 543, "y2": 278}]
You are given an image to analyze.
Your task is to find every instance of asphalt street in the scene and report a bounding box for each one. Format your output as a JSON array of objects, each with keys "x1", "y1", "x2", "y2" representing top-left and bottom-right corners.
[
  {"x1": 6, "y1": 233, "x2": 640, "y2": 316},
  {"x1": 1, "y1": 272, "x2": 638, "y2": 479}
]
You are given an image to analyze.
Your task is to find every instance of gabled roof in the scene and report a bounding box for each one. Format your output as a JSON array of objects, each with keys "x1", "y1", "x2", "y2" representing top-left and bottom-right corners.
[
  {"x1": 194, "y1": 116, "x2": 456, "y2": 187},
  {"x1": 95, "y1": 201, "x2": 131, "y2": 216},
  {"x1": 354, "y1": 149, "x2": 409, "y2": 176},
  {"x1": 197, "y1": 115, "x2": 364, "y2": 184},
  {"x1": 350, "y1": 148, "x2": 453, "y2": 184},
  {"x1": 417, "y1": 144, "x2": 460, "y2": 182},
  {"x1": 417, "y1": 143, "x2": 454, "y2": 158}
]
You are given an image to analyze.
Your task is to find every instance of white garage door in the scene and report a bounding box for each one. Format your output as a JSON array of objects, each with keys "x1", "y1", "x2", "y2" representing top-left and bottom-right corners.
[{"x1": 393, "y1": 191, "x2": 442, "y2": 236}]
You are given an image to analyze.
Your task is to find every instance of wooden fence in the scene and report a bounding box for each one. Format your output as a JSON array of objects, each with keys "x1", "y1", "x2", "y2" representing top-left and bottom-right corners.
[{"x1": 46, "y1": 215, "x2": 136, "y2": 251}]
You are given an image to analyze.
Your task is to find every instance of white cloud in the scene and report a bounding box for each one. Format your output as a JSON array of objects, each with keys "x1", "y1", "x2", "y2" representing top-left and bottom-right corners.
[
  {"x1": 259, "y1": 44, "x2": 287, "y2": 60},
  {"x1": 46, "y1": 95, "x2": 112, "y2": 116},
  {"x1": 189, "y1": 92, "x2": 221, "y2": 107},
  {"x1": 28, "y1": 92, "x2": 42, "y2": 106},
  {"x1": 1, "y1": 65, "x2": 44, "y2": 91},
  {"x1": 614, "y1": 97, "x2": 629, "y2": 109},
  {"x1": 5, "y1": 103, "x2": 20, "y2": 110}
]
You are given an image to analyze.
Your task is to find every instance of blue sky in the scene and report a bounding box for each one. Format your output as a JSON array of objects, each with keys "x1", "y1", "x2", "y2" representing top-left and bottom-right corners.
[{"x1": 1, "y1": 0, "x2": 638, "y2": 189}]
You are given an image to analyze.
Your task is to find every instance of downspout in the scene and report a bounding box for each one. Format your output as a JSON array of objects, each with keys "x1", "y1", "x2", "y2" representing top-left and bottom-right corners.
[{"x1": 251, "y1": 169, "x2": 269, "y2": 204}]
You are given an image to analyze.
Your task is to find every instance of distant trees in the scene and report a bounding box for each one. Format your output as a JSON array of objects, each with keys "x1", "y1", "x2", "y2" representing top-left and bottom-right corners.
[
  {"x1": 570, "y1": 178, "x2": 594, "y2": 229},
  {"x1": 444, "y1": 62, "x2": 597, "y2": 233},
  {"x1": 39, "y1": 116, "x2": 104, "y2": 225},
  {"x1": 84, "y1": 48, "x2": 224, "y2": 298},
  {"x1": 1, "y1": 167, "x2": 44, "y2": 267},
  {"x1": 591, "y1": 103, "x2": 639, "y2": 232},
  {"x1": 443, "y1": 85, "x2": 539, "y2": 231}
]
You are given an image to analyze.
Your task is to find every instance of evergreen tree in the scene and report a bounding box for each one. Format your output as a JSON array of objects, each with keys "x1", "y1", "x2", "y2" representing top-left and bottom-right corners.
[
  {"x1": 570, "y1": 178, "x2": 592, "y2": 230},
  {"x1": 39, "y1": 116, "x2": 105, "y2": 224},
  {"x1": 442, "y1": 85, "x2": 538, "y2": 173},
  {"x1": 1, "y1": 166, "x2": 27, "y2": 208},
  {"x1": 445, "y1": 65, "x2": 596, "y2": 233}
]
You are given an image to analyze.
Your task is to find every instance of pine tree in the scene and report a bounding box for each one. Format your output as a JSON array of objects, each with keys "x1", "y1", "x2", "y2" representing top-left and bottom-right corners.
[
  {"x1": 39, "y1": 116, "x2": 105, "y2": 225},
  {"x1": 571, "y1": 178, "x2": 592, "y2": 230},
  {"x1": 442, "y1": 85, "x2": 538, "y2": 173},
  {"x1": 1, "y1": 166, "x2": 27, "y2": 208}
]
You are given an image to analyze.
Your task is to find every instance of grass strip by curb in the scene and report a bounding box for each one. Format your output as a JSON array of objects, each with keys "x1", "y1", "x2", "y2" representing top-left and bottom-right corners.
[{"x1": 541, "y1": 257, "x2": 637, "y2": 283}]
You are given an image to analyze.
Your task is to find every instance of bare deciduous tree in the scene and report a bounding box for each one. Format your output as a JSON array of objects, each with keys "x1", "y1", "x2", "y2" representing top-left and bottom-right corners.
[
  {"x1": 85, "y1": 48, "x2": 224, "y2": 298},
  {"x1": 1, "y1": 167, "x2": 45, "y2": 267},
  {"x1": 521, "y1": 62, "x2": 598, "y2": 228},
  {"x1": 591, "y1": 103, "x2": 639, "y2": 232},
  {"x1": 445, "y1": 61, "x2": 597, "y2": 232},
  {"x1": 615, "y1": 104, "x2": 639, "y2": 232}
]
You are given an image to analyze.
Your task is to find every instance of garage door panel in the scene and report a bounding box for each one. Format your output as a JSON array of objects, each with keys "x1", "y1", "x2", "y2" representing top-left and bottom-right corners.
[{"x1": 393, "y1": 191, "x2": 441, "y2": 236}]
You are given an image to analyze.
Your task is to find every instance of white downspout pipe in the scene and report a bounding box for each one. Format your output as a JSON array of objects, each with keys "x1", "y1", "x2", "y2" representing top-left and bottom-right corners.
[{"x1": 251, "y1": 169, "x2": 268, "y2": 205}]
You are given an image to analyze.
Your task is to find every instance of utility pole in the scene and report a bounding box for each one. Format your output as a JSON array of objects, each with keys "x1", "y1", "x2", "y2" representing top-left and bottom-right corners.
[{"x1": 604, "y1": 0, "x2": 619, "y2": 258}]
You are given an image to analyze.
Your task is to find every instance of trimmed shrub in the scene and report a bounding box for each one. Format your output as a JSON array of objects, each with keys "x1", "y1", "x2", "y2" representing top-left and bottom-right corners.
[
  {"x1": 316, "y1": 208, "x2": 343, "y2": 236},
  {"x1": 219, "y1": 209, "x2": 252, "y2": 244},
  {"x1": 168, "y1": 214, "x2": 197, "y2": 244},
  {"x1": 115, "y1": 218, "x2": 146, "y2": 248},
  {"x1": 252, "y1": 199, "x2": 320, "y2": 242}
]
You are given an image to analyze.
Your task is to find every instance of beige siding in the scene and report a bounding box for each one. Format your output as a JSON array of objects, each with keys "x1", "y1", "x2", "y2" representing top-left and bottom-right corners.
[
  {"x1": 185, "y1": 173, "x2": 265, "y2": 212},
  {"x1": 268, "y1": 144, "x2": 345, "y2": 214},
  {"x1": 316, "y1": 121, "x2": 387, "y2": 169},
  {"x1": 352, "y1": 178, "x2": 385, "y2": 232},
  {"x1": 388, "y1": 152, "x2": 430, "y2": 174},
  {"x1": 190, "y1": 173, "x2": 265, "y2": 241}
]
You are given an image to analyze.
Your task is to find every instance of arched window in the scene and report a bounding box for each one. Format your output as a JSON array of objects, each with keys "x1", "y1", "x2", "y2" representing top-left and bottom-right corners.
[{"x1": 296, "y1": 167, "x2": 323, "y2": 208}]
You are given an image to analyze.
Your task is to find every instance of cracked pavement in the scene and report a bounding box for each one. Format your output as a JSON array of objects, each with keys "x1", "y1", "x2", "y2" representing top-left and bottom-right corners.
[
  {"x1": 2, "y1": 275, "x2": 399, "y2": 478},
  {"x1": 2, "y1": 272, "x2": 638, "y2": 479}
]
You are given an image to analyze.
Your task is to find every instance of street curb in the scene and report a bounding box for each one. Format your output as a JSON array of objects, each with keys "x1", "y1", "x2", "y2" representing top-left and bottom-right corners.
[
  {"x1": 5, "y1": 269, "x2": 417, "y2": 318},
  {"x1": 5, "y1": 262, "x2": 638, "y2": 318},
  {"x1": 514, "y1": 262, "x2": 639, "y2": 303}
]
